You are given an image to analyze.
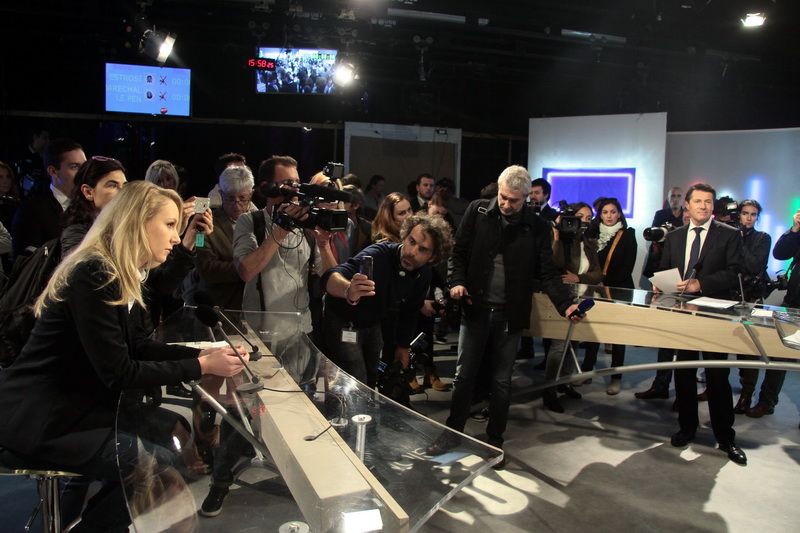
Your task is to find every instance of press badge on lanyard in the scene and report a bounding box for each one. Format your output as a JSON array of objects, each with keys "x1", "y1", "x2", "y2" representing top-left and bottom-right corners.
[{"x1": 342, "y1": 327, "x2": 359, "y2": 344}]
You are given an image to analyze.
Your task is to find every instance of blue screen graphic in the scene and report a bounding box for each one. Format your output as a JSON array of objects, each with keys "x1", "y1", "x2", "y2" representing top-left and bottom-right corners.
[
  {"x1": 105, "y1": 63, "x2": 191, "y2": 117},
  {"x1": 543, "y1": 168, "x2": 636, "y2": 218}
]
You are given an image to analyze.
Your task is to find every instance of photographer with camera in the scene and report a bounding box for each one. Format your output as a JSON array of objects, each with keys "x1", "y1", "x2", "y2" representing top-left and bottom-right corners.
[
  {"x1": 543, "y1": 202, "x2": 602, "y2": 412},
  {"x1": 320, "y1": 214, "x2": 453, "y2": 394},
  {"x1": 746, "y1": 207, "x2": 800, "y2": 420},
  {"x1": 232, "y1": 156, "x2": 336, "y2": 333},
  {"x1": 642, "y1": 187, "x2": 686, "y2": 281}
]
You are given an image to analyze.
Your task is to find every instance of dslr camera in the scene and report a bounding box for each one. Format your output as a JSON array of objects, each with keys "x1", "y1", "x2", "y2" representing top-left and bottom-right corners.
[
  {"x1": 643, "y1": 222, "x2": 675, "y2": 243},
  {"x1": 377, "y1": 332, "x2": 428, "y2": 405}
]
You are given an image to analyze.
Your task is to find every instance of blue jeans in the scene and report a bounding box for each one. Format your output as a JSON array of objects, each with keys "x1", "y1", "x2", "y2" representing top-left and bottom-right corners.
[{"x1": 445, "y1": 307, "x2": 521, "y2": 445}]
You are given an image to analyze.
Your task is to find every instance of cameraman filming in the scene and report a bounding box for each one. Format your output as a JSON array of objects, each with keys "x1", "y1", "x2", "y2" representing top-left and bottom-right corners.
[
  {"x1": 233, "y1": 156, "x2": 336, "y2": 330},
  {"x1": 544, "y1": 202, "x2": 602, "y2": 412}
]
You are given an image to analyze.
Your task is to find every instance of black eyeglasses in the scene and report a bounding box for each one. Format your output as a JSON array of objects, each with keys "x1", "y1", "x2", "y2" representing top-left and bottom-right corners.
[{"x1": 222, "y1": 193, "x2": 253, "y2": 206}]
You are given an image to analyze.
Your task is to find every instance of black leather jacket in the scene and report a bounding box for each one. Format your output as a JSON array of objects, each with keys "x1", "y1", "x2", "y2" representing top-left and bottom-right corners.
[
  {"x1": 773, "y1": 229, "x2": 800, "y2": 308},
  {"x1": 448, "y1": 198, "x2": 573, "y2": 332}
]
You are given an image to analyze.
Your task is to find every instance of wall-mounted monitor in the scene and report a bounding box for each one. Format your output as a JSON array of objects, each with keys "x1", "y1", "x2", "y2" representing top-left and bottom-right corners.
[
  {"x1": 255, "y1": 47, "x2": 338, "y2": 94},
  {"x1": 105, "y1": 63, "x2": 191, "y2": 117},
  {"x1": 543, "y1": 167, "x2": 636, "y2": 218}
]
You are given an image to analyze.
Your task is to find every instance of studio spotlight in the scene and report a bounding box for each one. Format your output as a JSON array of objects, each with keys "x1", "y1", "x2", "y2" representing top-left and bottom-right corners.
[
  {"x1": 741, "y1": 13, "x2": 766, "y2": 27},
  {"x1": 333, "y1": 60, "x2": 357, "y2": 87},
  {"x1": 140, "y1": 28, "x2": 176, "y2": 64}
]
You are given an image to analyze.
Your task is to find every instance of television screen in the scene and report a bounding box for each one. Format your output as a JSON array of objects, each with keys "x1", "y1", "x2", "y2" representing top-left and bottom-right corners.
[
  {"x1": 256, "y1": 47, "x2": 339, "y2": 94},
  {"x1": 105, "y1": 63, "x2": 191, "y2": 117}
]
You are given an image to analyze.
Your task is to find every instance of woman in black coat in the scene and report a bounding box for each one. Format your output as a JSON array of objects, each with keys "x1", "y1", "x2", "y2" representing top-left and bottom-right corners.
[
  {"x1": 580, "y1": 197, "x2": 638, "y2": 395},
  {"x1": 0, "y1": 181, "x2": 245, "y2": 532}
]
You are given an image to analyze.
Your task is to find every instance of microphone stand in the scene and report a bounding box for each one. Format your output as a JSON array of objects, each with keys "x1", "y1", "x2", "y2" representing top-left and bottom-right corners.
[
  {"x1": 214, "y1": 306, "x2": 262, "y2": 361},
  {"x1": 734, "y1": 273, "x2": 750, "y2": 309},
  {"x1": 678, "y1": 268, "x2": 696, "y2": 298}
]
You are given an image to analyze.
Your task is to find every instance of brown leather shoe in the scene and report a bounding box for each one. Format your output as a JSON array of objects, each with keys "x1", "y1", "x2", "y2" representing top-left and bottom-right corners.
[
  {"x1": 733, "y1": 394, "x2": 752, "y2": 414},
  {"x1": 409, "y1": 377, "x2": 423, "y2": 394},
  {"x1": 746, "y1": 402, "x2": 775, "y2": 418},
  {"x1": 423, "y1": 366, "x2": 451, "y2": 392},
  {"x1": 697, "y1": 389, "x2": 709, "y2": 402}
]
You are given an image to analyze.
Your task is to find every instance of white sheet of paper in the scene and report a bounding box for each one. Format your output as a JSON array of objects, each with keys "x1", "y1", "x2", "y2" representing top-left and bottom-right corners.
[
  {"x1": 169, "y1": 340, "x2": 228, "y2": 349},
  {"x1": 687, "y1": 297, "x2": 738, "y2": 309},
  {"x1": 750, "y1": 308, "x2": 774, "y2": 318},
  {"x1": 649, "y1": 268, "x2": 683, "y2": 293},
  {"x1": 783, "y1": 330, "x2": 800, "y2": 345}
]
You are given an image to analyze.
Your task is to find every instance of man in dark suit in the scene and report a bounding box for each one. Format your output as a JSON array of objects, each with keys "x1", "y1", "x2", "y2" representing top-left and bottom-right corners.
[
  {"x1": 530, "y1": 177, "x2": 559, "y2": 222},
  {"x1": 410, "y1": 173, "x2": 435, "y2": 212},
  {"x1": 11, "y1": 138, "x2": 85, "y2": 258},
  {"x1": 654, "y1": 182, "x2": 747, "y2": 465}
]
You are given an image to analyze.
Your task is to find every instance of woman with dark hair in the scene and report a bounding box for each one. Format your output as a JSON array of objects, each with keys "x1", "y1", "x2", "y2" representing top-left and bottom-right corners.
[
  {"x1": 61, "y1": 156, "x2": 128, "y2": 253},
  {"x1": 371, "y1": 192, "x2": 412, "y2": 244},
  {"x1": 579, "y1": 197, "x2": 638, "y2": 395},
  {"x1": 544, "y1": 202, "x2": 602, "y2": 412},
  {"x1": 362, "y1": 174, "x2": 386, "y2": 219}
]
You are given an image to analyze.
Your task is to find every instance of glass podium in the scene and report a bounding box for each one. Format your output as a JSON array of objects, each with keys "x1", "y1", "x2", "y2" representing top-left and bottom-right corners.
[{"x1": 116, "y1": 307, "x2": 501, "y2": 533}]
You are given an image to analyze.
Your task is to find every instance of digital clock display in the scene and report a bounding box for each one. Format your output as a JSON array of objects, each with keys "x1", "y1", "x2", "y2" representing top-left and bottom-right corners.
[{"x1": 247, "y1": 58, "x2": 276, "y2": 71}]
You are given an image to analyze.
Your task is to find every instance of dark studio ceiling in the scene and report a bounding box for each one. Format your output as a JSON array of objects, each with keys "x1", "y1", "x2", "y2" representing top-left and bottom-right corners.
[{"x1": 3, "y1": 0, "x2": 800, "y2": 136}]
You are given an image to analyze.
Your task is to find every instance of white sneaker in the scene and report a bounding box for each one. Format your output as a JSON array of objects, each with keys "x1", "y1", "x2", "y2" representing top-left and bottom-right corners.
[{"x1": 606, "y1": 378, "x2": 621, "y2": 395}]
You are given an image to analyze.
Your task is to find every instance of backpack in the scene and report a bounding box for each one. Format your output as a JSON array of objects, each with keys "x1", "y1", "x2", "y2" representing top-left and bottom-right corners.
[{"x1": 0, "y1": 238, "x2": 62, "y2": 367}]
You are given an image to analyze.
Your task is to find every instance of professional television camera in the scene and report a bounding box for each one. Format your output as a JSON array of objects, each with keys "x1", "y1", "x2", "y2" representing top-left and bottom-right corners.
[
  {"x1": 377, "y1": 332, "x2": 428, "y2": 406},
  {"x1": 552, "y1": 200, "x2": 589, "y2": 235},
  {"x1": 263, "y1": 180, "x2": 352, "y2": 232},
  {"x1": 714, "y1": 196, "x2": 739, "y2": 227}
]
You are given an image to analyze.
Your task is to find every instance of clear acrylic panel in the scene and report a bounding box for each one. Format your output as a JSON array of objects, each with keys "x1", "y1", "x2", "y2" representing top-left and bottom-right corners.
[{"x1": 117, "y1": 306, "x2": 500, "y2": 533}]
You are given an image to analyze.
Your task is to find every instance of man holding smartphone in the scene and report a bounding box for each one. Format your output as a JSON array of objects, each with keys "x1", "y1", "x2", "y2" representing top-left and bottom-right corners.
[{"x1": 321, "y1": 214, "x2": 454, "y2": 389}]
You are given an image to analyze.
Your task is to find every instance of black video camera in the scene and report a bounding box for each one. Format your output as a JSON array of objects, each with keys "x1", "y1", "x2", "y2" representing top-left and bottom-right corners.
[
  {"x1": 643, "y1": 222, "x2": 675, "y2": 243},
  {"x1": 264, "y1": 181, "x2": 351, "y2": 232},
  {"x1": 551, "y1": 200, "x2": 588, "y2": 235}
]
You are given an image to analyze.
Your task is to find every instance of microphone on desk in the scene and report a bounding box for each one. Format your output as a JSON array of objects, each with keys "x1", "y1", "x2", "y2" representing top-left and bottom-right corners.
[
  {"x1": 678, "y1": 262, "x2": 703, "y2": 298},
  {"x1": 194, "y1": 291, "x2": 261, "y2": 361},
  {"x1": 735, "y1": 272, "x2": 749, "y2": 309},
  {"x1": 196, "y1": 304, "x2": 264, "y2": 394}
]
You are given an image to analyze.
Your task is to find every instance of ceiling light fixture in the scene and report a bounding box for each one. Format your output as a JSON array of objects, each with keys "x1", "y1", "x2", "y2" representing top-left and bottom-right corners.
[
  {"x1": 741, "y1": 13, "x2": 766, "y2": 27},
  {"x1": 139, "y1": 28, "x2": 176, "y2": 64}
]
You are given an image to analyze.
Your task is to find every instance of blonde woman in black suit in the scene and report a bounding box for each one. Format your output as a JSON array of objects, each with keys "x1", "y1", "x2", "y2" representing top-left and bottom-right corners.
[{"x1": 0, "y1": 181, "x2": 247, "y2": 531}]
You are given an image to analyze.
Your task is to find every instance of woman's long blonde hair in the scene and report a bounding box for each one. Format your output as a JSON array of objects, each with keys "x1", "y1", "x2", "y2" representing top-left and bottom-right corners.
[{"x1": 35, "y1": 181, "x2": 183, "y2": 315}]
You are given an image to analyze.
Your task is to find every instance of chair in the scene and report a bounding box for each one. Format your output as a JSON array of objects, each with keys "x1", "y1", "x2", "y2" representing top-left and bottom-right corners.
[{"x1": 0, "y1": 465, "x2": 79, "y2": 533}]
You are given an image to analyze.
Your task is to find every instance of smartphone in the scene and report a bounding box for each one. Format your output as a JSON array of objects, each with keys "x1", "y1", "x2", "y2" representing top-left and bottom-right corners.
[
  {"x1": 194, "y1": 197, "x2": 211, "y2": 214},
  {"x1": 359, "y1": 256, "x2": 373, "y2": 280}
]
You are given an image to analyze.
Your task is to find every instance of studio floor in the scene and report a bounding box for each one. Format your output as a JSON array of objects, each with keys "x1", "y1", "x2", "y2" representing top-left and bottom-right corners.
[{"x1": 3, "y1": 337, "x2": 800, "y2": 533}]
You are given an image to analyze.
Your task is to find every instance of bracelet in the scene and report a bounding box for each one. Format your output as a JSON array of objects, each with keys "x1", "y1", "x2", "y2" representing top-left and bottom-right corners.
[{"x1": 344, "y1": 284, "x2": 359, "y2": 306}]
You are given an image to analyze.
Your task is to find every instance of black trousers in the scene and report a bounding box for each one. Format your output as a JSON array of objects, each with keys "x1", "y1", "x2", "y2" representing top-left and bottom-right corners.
[{"x1": 674, "y1": 350, "x2": 735, "y2": 445}]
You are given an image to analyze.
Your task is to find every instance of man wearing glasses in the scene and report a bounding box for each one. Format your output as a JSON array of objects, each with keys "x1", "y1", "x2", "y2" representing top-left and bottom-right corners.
[{"x1": 191, "y1": 165, "x2": 254, "y2": 310}]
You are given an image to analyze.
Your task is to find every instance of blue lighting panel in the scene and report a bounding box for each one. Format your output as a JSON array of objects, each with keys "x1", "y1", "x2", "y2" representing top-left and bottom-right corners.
[{"x1": 543, "y1": 168, "x2": 636, "y2": 217}]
